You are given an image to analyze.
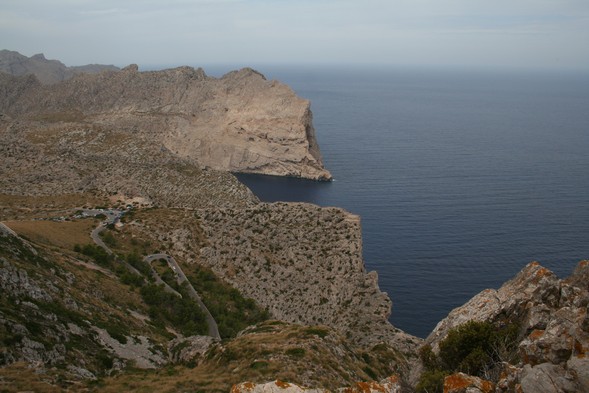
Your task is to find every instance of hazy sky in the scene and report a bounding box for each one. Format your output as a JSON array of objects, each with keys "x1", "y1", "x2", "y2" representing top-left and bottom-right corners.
[{"x1": 2, "y1": 0, "x2": 588, "y2": 70}]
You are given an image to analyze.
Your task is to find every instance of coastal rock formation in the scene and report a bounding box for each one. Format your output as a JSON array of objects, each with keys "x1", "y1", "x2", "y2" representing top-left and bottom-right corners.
[
  {"x1": 121, "y1": 203, "x2": 421, "y2": 358},
  {"x1": 425, "y1": 261, "x2": 589, "y2": 392},
  {"x1": 0, "y1": 50, "x2": 119, "y2": 84},
  {"x1": 0, "y1": 62, "x2": 331, "y2": 180},
  {"x1": 196, "y1": 203, "x2": 418, "y2": 351}
]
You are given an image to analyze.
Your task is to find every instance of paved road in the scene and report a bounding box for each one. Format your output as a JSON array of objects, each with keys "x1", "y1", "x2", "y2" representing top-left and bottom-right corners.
[
  {"x1": 88, "y1": 209, "x2": 122, "y2": 255},
  {"x1": 145, "y1": 253, "x2": 220, "y2": 339}
]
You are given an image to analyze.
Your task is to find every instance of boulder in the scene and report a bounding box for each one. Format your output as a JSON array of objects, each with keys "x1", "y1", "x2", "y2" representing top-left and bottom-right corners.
[{"x1": 519, "y1": 363, "x2": 579, "y2": 393}]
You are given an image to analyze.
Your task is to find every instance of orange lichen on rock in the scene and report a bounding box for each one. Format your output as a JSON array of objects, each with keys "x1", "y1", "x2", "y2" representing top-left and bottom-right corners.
[
  {"x1": 349, "y1": 381, "x2": 387, "y2": 393},
  {"x1": 382, "y1": 375, "x2": 399, "y2": 384},
  {"x1": 574, "y1": 339, "x2": 586, "y2": 358},
  {"x1": 528, "y1": 329, "x2": 545, "y2": 341},
  {"x1": 275, "y1": 380, "x2": 291, "y2": 389},
  {"x1": 231, "y1": 382, "x2": 256, "y2": 393},
  {"x1": 444, "y1": 373, "x2": 494, "y2": 393}
]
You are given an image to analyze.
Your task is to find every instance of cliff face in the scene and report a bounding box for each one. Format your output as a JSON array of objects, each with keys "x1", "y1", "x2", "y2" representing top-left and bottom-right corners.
[
  {"x1": 0, "y1": 64, "x2": 332, "y2": 180},
  {"x1": 120, "y1": 203, "x2": 421, "y2": 354}
]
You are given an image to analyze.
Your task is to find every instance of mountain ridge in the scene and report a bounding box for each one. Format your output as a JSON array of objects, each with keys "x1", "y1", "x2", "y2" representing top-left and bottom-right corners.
[{"x1": 0, "y1": 49, "x2": 119, "y2": 84}]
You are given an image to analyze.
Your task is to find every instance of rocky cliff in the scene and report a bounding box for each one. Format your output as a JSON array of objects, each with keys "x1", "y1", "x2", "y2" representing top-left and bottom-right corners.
[
  {"x1": 0, "y1": 62, "x2": 331, "y2": 180},
  {"x1": 424, "y1": 261, "x2": 589, "y2": 393},
  {"x1": 0, "y1": 50, "x2": 119, "y2": 84}
]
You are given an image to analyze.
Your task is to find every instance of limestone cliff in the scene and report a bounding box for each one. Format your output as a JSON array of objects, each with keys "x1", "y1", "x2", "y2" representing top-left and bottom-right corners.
[{"x1": 0, "y1": 64, "x2": 331, "y2": 180}]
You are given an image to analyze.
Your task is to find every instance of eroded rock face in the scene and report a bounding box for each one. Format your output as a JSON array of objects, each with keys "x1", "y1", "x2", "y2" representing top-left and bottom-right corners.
[
  {"x1": 0, "y1": 64, "x2": 331, "y2": 180},
  {"x1": 425, "y1": 261, "x2": 589, "y2": 393}
]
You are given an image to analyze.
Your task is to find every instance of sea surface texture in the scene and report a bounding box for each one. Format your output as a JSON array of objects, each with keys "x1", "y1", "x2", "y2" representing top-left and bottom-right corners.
[{"x1": 230, "y1": 67, "x2": 589, "y2": 338}]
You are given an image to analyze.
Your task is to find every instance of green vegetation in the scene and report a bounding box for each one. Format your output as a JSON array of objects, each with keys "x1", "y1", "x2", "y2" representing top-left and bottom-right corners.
[
  {"x1": 125, "y1": 252, "x2": 151, "y2": 277},
  {"x1": 185, "y1": 264, "x2": 269, "y2": 339},
  {"x1": 285, "y1": 347, "x2": 306, "y2": 358},
  {"x1": 417, "y1": 320, "x2": 521, "y2": 393},
  {"x1": 76, "y1": 243, "x2": 114, "y2": 269},
  {"x1": 100, "y1": 231, "x2": 117, "y2": 246},
  {"x1": 140, "y1": 284, "x2": 208, "y2": 336}
]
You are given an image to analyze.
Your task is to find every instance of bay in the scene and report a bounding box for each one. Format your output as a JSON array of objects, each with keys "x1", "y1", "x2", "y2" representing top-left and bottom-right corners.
[{"x1": 220, "y1": 66, "x2": 589, "y2": 338}]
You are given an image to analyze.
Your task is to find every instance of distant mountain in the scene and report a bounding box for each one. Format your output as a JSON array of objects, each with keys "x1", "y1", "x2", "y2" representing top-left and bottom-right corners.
[{"x1": 0, "y1": 50, "x2": 119, "y2": 84}]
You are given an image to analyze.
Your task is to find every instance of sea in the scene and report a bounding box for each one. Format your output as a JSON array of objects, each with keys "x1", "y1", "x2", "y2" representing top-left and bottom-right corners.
[{"x1": 203, "y1": 65, "x2": 589, "y2": 338}]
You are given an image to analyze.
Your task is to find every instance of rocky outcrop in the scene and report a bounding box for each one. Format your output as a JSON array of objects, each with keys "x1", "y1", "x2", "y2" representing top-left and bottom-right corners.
[
  {"x1": 0, "y1": 62, "x2": 331, "y2": 180},
  {"x1": 0, "y1": 50, "x2": 119, "y2": 84},
  {"x1": 425, "y1": 261, "x2": 589, "y2": 393},
  {"x1": 168, "y1": 335, "x2": 217, "y2": 364},
  {"x1": 231, "y1": 376, "x2": 403, "y2": 393}
]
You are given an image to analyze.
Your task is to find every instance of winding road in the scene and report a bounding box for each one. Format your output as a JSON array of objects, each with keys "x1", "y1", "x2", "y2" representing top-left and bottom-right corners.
[
  {"x1": 85, "y1": 209, "x2": 221, "y2": 340},
  {"x1": 145, "y1": 254, "x2": 220, "y2": 339}
]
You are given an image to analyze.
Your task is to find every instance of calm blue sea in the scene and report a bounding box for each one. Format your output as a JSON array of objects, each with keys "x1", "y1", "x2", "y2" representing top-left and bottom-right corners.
[{"x1": 211, "y1": 65, "x2": 589, "y2": 338}]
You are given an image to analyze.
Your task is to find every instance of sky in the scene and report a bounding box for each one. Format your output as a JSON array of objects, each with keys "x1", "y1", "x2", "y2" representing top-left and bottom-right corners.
[{"x1": 1, "y1": 0, "x2": 589, "y2": 71}]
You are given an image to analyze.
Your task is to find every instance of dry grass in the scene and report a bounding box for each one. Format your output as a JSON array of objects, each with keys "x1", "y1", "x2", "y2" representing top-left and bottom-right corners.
[
  {"x1": 0, "y1": 362, "x2": 68, "y2": 393},
  {"x1": 94, "y1": 321, "x2": 385, "y2": 392},
  {"x1": 4, "y1": 219, "x2": 96, "y2": 249},
  {"x1": 0, "y1": 193, "x2": 108, "y2": 220}
]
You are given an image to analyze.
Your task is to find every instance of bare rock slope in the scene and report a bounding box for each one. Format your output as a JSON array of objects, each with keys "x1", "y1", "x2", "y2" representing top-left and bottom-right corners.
[{"x1": 0, "y1": 64, "x2": 331, "y2": 180}]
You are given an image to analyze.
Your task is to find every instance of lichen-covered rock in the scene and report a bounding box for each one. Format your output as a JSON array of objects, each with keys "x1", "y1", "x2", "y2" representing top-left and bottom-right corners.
[
  {"x1": 443, "y1": 373, "x2": 494, "y2": 393},
  {"x1": 426, "y1": 261, "x2": 589, "y2": 393},
  {"x1": 427, "y1": 262, "x2": 561, "y2": 350},
  {"x1": 495, "y1": 363, "x2": 521, "y2": 393},
  {"x1": 232, "y1": 380, "x2": 328, "y2": 393},
  {"x1": 338, "y1": 375, "x2": 403, "y2": 393},
  {"x1": 519, "y1": 363, "x2": 579, "y2": 393},
  {"x1": 231, "y1": 376, "x2": 402, "y2": 393}
]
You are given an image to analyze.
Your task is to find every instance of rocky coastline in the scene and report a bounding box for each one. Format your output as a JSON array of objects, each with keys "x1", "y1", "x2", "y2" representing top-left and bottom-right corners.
[{"x1": 1, "y1": 52, "x2": 587, "y2": 392}]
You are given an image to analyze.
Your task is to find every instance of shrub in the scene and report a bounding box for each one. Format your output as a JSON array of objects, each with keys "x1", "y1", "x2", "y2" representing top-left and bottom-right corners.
[
  {"x1": 419, "y1": 344, "x2": 439, "y2": 370},
  {"x1": 285, "y1": 347, "x2": 306, "y2": 358},
  {"x1": 416, "y1": 370, "x2": 447, "y2": 393},
  {"x1": 439, "y1": 320, "x2": 495, "y2": 373},
  {"x1": 140, "y1": 284, "x2": 208, "y2": 336}
]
